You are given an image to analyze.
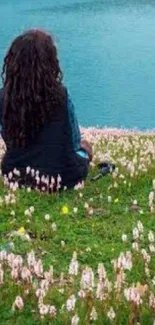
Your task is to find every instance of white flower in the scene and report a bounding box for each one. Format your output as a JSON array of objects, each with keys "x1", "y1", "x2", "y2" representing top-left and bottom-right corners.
[
  {"x1": 61, "y1": 241, "x2": 65, "y2": 247},
  {"x1": 24, "y1": 209, "x2": 31, "y2": 217},
  {"x1": 84, "y1": 202, "x2": 89, "y2": 209},
  {"x1": 90, "y1": 307, "x2": 98, "y2": 321},
  {"x1": 78, "y1": 290, "x2": 86, "y2": 299},
  {"x1": 0, "y1": 250, "x2": 7, "y2": 261},
  {"x1": 10, "y1": 210, "x2": 15, "y2": 216},
  {"x1": 133, "y1": 200, "x2": 137, "y2": 205},
  {"x1": 8, "y1": 172, "x2": 13, "y2": 180},
  {"x1": 39, "y1": 304, "x2": 49, "y2": 315},
  {"x1": 107, "y1": 307, "x2": 116, "y2": 320},
  {"x1": 51, "y1": 223, "x2": 57, "y2": 231},
  {"x1": 108, "y1": 196, "x2": 112, "y2": 203},
  {"x1": 45, "y1": 214, "x2": 50, "y2": 221},
  {"x1": 12, "y1": 296, "x2": 24, "y2": 310},
  {"x1": 148, "y1": 231, "x2": 155, "y2": 243},
  {"x1": 80, "y1": 266, "x2": 94, "y2": 290},
  {"x1": 137, "y1": 220, "x2": 144, "y2": 233},
  {"x1": 21, "y1": 267, "x2": 32, "y2": 282},
  {"x1": 0, "y1": 264, "x2": 4, "y2": 284},
  {"x1": 73, "y1": 207, "x2": 78, "y2": 214},
  {"x1": 26, "y1": 166, "x2": 31, "y2": 174},
  {"x1": 149, "y1": 191, "x2": 154, "y2": 204},
  {"x1": 132, "y1": 227, "x2": 139, "y2": 240},
  {"x1": 149, "y1": 244, "x2": 155, "y2": 253},
  {"x1": 29, "y1": 206, "x2": 35, "y2": 213},
  {"x1": 71, "y1": 315, "x2": 79, "y2": 325},
  {"x1": 124, "y1": 287, "x2": 142, "y2": 305},
  {"x1": 69, "y1": 251, "x2": 79, "y2": 276},
  {"x1": 66, "y1": 295, "x2": 76, "y2": 311},
  {"x1": 122, "y1": 234, "x2": 127, "y2": 242},
  {"x1": 36, "y1": 288, "x2": 46, "y2": 299},
  {"x1": 49, "y1": 305, "x2": 57, "y2": 316},
  {"x1": 153, "y1": 179, "x2": 155, "y2": 190},
  {"x1": 132, "y1": 242, "x2": 139, "y2": 251},
  {"x1": 149, "y1": 293, "x2": 155, "y2": 309}
]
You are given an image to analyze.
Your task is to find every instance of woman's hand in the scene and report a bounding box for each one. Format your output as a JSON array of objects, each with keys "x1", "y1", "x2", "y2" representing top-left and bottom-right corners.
[{"x1": 81, "y1": 139, "x2": 93, "y2": 161}]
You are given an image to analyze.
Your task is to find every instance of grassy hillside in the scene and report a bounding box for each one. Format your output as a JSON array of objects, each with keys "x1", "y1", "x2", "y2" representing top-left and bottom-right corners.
[{"x1": 0, "y1": 130, "x2": 155, "y2": 324}]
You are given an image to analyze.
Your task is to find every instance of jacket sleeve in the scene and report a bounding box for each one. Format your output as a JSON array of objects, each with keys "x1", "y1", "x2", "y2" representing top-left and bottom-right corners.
[{"x1": 67, "y1": 91, "x2": 81, "y2": 151}]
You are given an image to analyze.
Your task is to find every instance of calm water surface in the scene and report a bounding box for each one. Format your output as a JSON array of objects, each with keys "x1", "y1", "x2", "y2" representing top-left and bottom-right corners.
[{"x1": 0, "y1": 0, "x2": 155, "y2": 129}]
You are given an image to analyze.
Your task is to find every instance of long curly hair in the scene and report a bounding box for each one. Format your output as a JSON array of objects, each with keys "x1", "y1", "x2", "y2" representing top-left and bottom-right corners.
[{"x1": 1, "y1": 29, "x2": 65, "y2": 148}]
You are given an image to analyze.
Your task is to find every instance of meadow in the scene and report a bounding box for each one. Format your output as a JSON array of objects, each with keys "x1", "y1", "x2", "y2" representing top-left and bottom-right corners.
[{"x1": 0, "y1": 128, "x2": 155, "y2": 324}]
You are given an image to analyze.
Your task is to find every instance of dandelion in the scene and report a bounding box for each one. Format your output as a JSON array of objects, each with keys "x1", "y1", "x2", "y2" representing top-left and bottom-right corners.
[
  {"x1": 45, "y1": 214, "x2": 50, "y2": 221},
  {"x1": 122, "y1": 234, "x2": 128, "y2": 242},
  {"x1": 17, "y1": 227, "x2": 25, "y2": 234},
  {"x1": 73, "y1": 207, "x2": 78, "y2": 214},
  {"x1": 62, "y1": 205, "x2": 69, "y2": 215}
]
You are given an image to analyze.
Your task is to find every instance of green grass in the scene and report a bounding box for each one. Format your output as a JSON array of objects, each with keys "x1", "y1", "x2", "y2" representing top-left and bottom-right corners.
[{"x1": 0, "y1": 134, "x2": 155, "y2": 324}]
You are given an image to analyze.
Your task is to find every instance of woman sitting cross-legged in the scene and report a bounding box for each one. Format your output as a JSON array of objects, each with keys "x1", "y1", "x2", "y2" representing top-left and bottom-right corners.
[{"x1": 0, "y1": 29, "x2": 92, "y2": 191}]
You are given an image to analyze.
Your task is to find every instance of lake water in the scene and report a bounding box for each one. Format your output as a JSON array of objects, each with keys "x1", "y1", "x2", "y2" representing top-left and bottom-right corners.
[{"x1": 0, "y1": 0, "x2": 155, "y2": 129}]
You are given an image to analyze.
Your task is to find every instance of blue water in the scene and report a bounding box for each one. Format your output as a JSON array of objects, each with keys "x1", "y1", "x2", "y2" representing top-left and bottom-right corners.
[{"x1": 0, "y1": 0, "x2": 155, "y2": 129}]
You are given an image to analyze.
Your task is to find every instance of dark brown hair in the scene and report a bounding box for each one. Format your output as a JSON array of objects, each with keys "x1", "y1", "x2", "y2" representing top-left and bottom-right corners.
[{"x1": 1, "y1": 29, "x2": 65, "y2": 148}]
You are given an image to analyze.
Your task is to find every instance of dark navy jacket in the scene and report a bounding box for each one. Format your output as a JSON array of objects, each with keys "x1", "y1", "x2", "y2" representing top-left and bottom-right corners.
[{"x1": 0, "y1": 88, "x2": 88, "y2": 189}]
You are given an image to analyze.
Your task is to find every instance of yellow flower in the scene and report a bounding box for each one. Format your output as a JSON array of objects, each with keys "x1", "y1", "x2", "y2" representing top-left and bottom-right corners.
[
  {"x1": 61, "y1": 205, "x2": 69, "y2": 215},
  {"x1": 114, "y1": 198, "x2": 119, "y2": 203},
  {"x1": 18, "y1": 227, "x2": 25, "y2": 234}
]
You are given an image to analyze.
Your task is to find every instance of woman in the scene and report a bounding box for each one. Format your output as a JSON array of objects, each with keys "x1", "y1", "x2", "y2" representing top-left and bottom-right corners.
[{"x1": 0, "y1": 29, "x2": 92, "y2": 191}]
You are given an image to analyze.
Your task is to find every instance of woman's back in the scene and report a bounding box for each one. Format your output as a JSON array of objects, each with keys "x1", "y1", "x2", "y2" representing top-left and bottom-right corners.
[{"x1": 0, "y1": 30, "x2": 88, "y2": 190}]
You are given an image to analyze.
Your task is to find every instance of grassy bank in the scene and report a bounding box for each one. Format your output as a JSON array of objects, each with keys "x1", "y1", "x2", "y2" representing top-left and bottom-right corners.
[{"x1": 0, "y1": 131, "x2": 155, "y2": 324}]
